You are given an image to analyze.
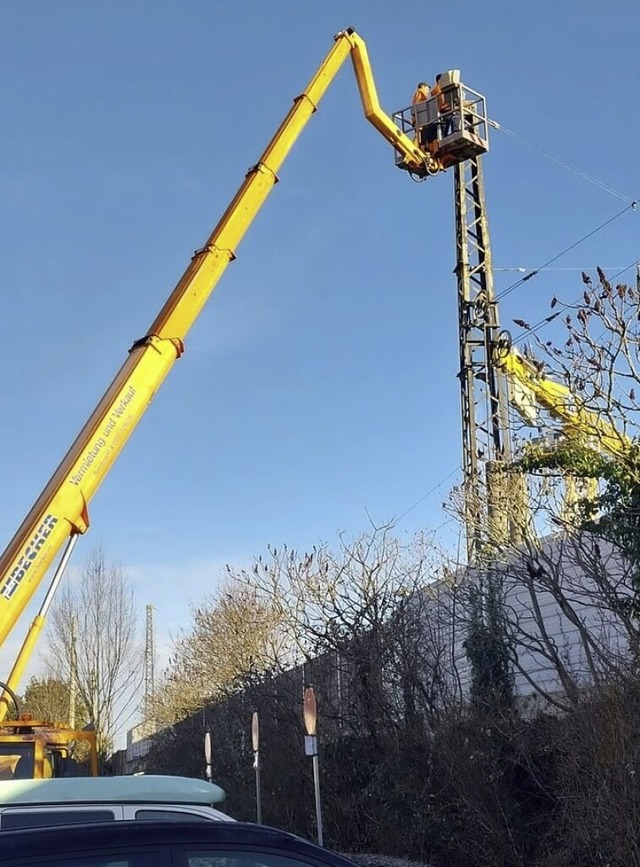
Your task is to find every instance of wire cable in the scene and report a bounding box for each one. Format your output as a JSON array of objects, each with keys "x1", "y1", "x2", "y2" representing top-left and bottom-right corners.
[
  {"x1": 511, "y1": 259, "x2": 640, "y2": 345},
  {"x1": 490, "y1": 121, "x2": 634, "y2": 205},
  {"x1": 496, "y1": 266, "x2": 631, "y2": 273},
  {"x1": 390, "y1": 123, "x2": 638, "y2": 530},
  {"x1": 495, "y1": 203, "x2": 637, "y2": 303},
  {"x1": 394, "y1": 466, "x2": 460, "y2": 524},
  {"x1": 486, "y1": 120, "x2": 637, "y2": 304}
]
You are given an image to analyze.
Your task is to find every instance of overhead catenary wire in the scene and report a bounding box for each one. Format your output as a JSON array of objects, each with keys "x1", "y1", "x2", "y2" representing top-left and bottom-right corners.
[
  {"x1": 394, "y1": 466, "x2": 460, "y2": 524},
  {"x1": 495, "y1": 202, "x2": 637, "y2": 303},
  {"x1": 511, "y1": 259, "x2": 640, "y2": 346},
  {"x1": 392, "y1": 146, "x2": 637, "y2": 529},
  {"x1": 378, "y1": 124, "x2": 636, "y2": 534},
  {"x1": 496, "y1": 266, "x2": 632, "y2": 273},
  {"x1": 489, "y1": 120, "x2": 635, "y2": 205},
  {"x1": 485, "y1": 119, "x2": 638, "y2": 304}
]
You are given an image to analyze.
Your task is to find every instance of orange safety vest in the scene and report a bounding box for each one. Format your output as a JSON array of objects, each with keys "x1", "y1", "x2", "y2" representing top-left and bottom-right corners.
[
  {"x1": 411, "y1": 86, "x2": 430, "y2": 105},
  {"x1": 431, "y1": 82, "x2": 450, "y2": 112},
  {"x1": 411, "y1": 86, "x2": 429, "y2": 134}
]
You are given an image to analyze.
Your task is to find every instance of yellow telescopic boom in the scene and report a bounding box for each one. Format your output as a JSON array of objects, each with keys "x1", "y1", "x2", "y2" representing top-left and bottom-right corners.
[
  {"x1": 0, "y1": 29, "x2": 430, "y2": 662},
  {"x1": 498, "y1": 347, "x2": 632, "y2": 457}
]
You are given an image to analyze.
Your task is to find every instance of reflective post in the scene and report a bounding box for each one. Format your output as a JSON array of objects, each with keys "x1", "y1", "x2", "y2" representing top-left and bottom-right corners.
[
  {"x1": 304, "y1": 687, "x2": 323, "y2": 847},
  {"x1": 252, "y1": 711, "x2": 262, "y2": 824},
  {"x1": 204, "y1": 731, "x2": 212, "y2": 782}
]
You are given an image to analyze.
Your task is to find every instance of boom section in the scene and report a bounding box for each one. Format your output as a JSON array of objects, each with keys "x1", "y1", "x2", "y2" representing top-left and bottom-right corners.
[
  {"x1": 500, "y1": 348, "x2": 632, "y2": 457},
  {"x1": 0, "y1": 29, "x2": 428, "y2": 648}
]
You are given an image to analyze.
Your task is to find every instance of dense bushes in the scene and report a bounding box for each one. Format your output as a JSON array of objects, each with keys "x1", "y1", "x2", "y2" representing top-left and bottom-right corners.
[{"x1": 146, "y1": 675, "x2": 640, "y2": 866}]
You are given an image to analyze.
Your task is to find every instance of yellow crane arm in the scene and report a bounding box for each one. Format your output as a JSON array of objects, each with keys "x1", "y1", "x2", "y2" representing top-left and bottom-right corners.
[
  {"x1": 0, "y1": 28, "x2": 428, "y2": 652},
  {"x1": 499, "y1": 348, "x2": 632, "y2": 457}
]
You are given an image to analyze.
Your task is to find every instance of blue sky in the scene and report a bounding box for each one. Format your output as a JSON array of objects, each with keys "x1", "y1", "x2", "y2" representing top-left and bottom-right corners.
[{"x1": 0, "y1": 0, "x2": 638, "y2": 734}]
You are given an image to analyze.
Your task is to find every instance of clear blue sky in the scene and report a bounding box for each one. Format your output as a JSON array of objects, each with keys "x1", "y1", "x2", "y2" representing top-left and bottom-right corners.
[{"x1": 0, "y1": 0, "x2": 638, "y2": 724}]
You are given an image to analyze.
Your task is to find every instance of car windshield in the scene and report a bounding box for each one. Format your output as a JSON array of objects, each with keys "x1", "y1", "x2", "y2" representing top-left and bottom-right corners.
[{"x1": 0, "y1": 744, "x2": 35, "y2": 780}]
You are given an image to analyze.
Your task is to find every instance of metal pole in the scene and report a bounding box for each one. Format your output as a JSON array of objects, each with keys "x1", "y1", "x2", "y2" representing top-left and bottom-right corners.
[
  {"x1": 303, "y1": 688, "x2": 323, "y2": 846},
  {"x1": 0, "y1": 533, "x2": 79, "y2": 721},
  {"x1": 312, "y1": 752, "x2": 323, "y2": 846},
  {"x1": 254, "y1": 750, "x2": 262, "y2": 824},
  {"x1": 69, "y1": 614, "x2": 77, "y2": 729},
  {"x1": 204, "y1": 731, "x2": 212, "y2": 782},
  {"x1": 40, "y1": 533, "x2": 79, "y2": 617},
  {"x1": 251, "y1": 711, "x2": 262, "y2": 824},
  {"x1": 454, "y1": 157, "x2": 513, "y2": 559}
]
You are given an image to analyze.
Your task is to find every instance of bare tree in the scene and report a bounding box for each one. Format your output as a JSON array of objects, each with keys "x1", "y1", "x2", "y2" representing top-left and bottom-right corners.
[
  {"x1": 511, "y1": 270, "x2": 640, "y2": 569},
  {"x1": 525, "y1": 269, "x2": 640, "y2": 442},
  {"x1": 445, "y1": 471, "x2": 640, "y2": 713},
  {"x1": 152, "y1": 577, "x2": 287, "y2": 725},
  {"x1": 462, "y1": 271, "x2": 640, "y2": 708},
  {"x1": 231, "y1": 524, "x2": 459, "y2": 737},
  {"x1": 48, "y1": 548, "x2": 141, "y2": 752}
]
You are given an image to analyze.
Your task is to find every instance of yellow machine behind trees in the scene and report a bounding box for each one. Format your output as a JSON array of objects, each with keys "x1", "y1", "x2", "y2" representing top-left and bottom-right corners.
[
  {"x1": 492, "y1": 337, "x2": 632, "y2": 521},
  {"x1": 495, "y1": 339, "x2": 632, "y2": 458},
  {"x1": 0, "y1": 682, "x2": 97, "y2": 779},
  {"x1": 0, "y1": 717, "x2": 98, "y2": 780},
  {"x1": 0, "y1": 28, "x2": 490, "y2": 775}
]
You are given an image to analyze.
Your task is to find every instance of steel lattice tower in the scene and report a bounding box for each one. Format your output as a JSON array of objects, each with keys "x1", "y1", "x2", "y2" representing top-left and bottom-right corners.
[
  {"x1": 143, "y1": 603, "x2": 155, "y2": 723},
  {"x1": 454, "y1": 156, "x2": 515, "y2": 562}
]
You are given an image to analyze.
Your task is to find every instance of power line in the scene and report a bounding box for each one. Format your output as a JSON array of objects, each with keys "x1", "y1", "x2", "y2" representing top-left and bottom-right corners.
[
  {"x1": 388, "y1": 122, "x2": 638, "y2": 532},
  {"x1": 496, "y1": 266, "x2": 631, "y2": 273},
  {"x1": 394, "y1": 466, "x2": 460, "y2": 524},
  {"x1": 511, "y1": 259, "x2": 640, "y2": 346},
  {"x1": 486, "y1": 119, "x2": 637, "y2": 305},
  {"x1": 490, "y1": 121, "x2": 634, "y2": 205},
  {"x1": 495, "y1": 203, "x2": 637, "y2": 303}
]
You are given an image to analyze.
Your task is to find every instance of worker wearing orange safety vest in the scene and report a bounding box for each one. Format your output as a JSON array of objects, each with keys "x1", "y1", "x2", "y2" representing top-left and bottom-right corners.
[
  {"x1": 430, "y1": 74, "x2": 450, "y2": 112},
  {"x1": 431, "y1": 73, "x2": 458, "y2": 138},
  {"x1": 410, "y1": 82, "x2": 430, "y2": 149},
  {"x1": 411, "y1": 81, "x2": 430, "y2": 105}
]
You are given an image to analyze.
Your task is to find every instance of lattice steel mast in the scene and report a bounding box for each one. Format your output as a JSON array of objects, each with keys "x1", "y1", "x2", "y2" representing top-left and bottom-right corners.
[
  {"x1": 454, "y1": 156, "x2": 513, "y2": 562},
  {"x1": 394, "y1": 78, "x2": 519, "y2": 561},
  {"x1": 143, "y1": 603, "x2": 155, "y2": 724}
]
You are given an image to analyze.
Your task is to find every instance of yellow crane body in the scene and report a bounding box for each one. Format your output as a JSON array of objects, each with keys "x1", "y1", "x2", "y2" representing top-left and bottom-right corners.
[
  {"x1": 0, "y1": 27, "x2": 485, "y2": 725},
  {"x1": 0, "y1": 717, "x2": 98, "y2": 779}
]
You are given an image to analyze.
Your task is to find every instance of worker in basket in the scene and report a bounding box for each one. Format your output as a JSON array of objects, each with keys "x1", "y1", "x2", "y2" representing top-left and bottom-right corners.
[
  {"x1": 410, "y1": 81, "x2": 429, "y2": 143},
  {"x1": 410, "y1": 81, "x2": 437, "y2": 152},
  {"x1": 432, "y1": 73, "x2": 460, "y2": 139}
]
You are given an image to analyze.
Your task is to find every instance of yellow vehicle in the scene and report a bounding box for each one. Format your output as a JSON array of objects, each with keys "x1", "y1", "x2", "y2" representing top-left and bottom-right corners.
[
  {"x1": 0, "y1": 28, "x2": 489, "y2": 769},
  {"x1": 0, "y1": 717, "x2": 98, "y2": 780},
  {"x1": 0, "y1": 681, "x2": 97, "y2": 779}
]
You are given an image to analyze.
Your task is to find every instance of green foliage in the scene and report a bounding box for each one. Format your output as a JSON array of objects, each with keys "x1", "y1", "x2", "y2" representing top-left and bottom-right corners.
[
  {"x1": 518, "y1": 436, "x2": 640, "y2": 608},
  {"x1": 463, "y1": 575, "x2": 514, "y2": 711},
  {"x1": 584, "y1": 485, "x2": 640, "y2": 612},
  {"x1": 21, "y1": 676, "x2": 89, "y2": 727},
  {"x1": 518, "y1": 436, "x2": 614, "y2": 481}
]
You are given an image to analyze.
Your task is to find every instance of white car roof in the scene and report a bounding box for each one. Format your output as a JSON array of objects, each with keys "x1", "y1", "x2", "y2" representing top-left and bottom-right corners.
[{"x1": 0, "y1": 775, "x2": 226, "y2": 807}]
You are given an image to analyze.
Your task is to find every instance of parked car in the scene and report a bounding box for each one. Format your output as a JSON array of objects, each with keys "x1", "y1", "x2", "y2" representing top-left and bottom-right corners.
[
  {"x1": 0, "y1": 818, "x2": 362, "y2": 867},
  {"x1": 0, "y1": 774, "x2": 232, "y2": 829}
]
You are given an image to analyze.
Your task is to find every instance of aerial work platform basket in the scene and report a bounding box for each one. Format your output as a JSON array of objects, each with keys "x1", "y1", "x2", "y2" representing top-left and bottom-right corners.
[{"x1": 393, "y1": 76, "x2": 489, "y2": 173}]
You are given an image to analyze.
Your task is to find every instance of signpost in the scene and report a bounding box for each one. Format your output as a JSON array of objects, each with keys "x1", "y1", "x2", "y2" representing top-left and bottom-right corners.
[
  {"x1": 204, "y1": 731, "x2": 212, "y2": 783},
  {"x1": 252, "y1": 711, "x2": 262, "y2": 824},
  {"x1": 303, "y1": 687, "x2": 323, "y2": 846}
]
